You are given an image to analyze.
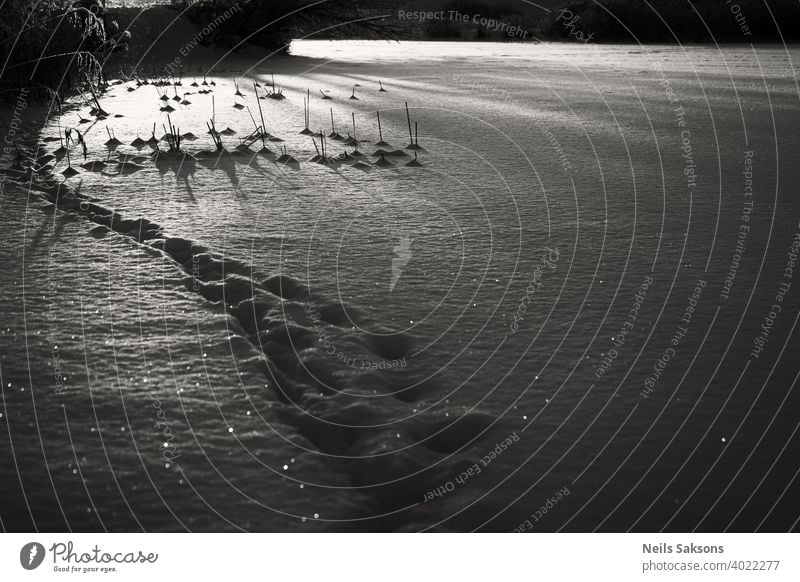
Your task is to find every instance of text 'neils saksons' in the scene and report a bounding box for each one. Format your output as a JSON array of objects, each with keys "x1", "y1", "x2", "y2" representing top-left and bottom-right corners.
[{"x1": 643, "y1": 543, "x2": 724, "y2": 554}]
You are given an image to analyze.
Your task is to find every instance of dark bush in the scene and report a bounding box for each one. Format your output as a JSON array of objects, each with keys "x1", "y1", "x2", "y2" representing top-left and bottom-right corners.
[{"x1": 0, "y1": 0, "x2": 107, "y2": 100}]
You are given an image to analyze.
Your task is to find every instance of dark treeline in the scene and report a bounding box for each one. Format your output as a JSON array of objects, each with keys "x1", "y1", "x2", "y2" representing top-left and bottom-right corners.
[
  {"x1": 408, "y1": 0, "x2": 800, "y2": 42},
  {"x1": 545, "y1": 0, "x2": 800, "y2": 43},
  {"x1": 180, "y1": 0, "x2": 800, "y2": 45}
]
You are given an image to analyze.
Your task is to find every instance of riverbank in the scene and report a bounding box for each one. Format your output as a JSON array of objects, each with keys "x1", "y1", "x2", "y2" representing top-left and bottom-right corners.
[{"x1": 0, "y1": 32, "x2": 492, "y2": 531}]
